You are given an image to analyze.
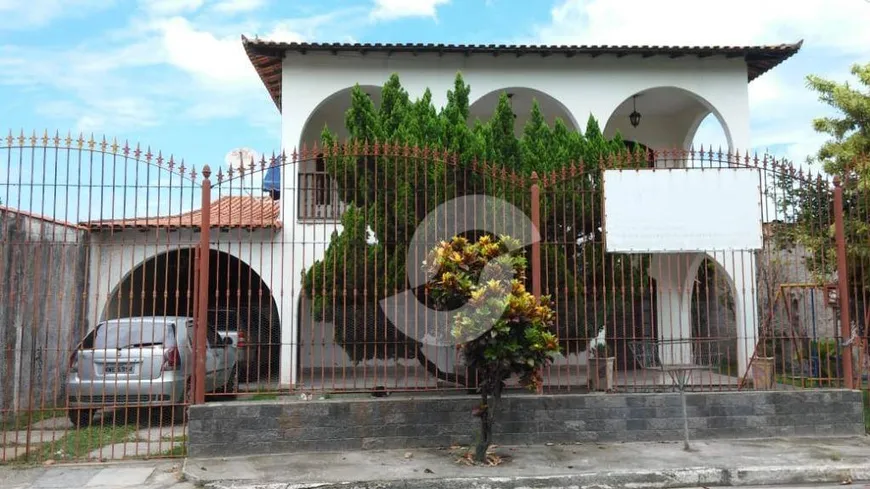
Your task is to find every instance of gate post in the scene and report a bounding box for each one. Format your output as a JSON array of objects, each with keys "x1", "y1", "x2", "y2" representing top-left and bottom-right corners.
[
  {"x1": 529, "y1": 172, "x2": 544, "y2": 394},
  {"x1": 833, "y1": 176, "x2": 854, "y2": 389},
  {"x1": 530, "y1": 172, "x2": 542, "y2": 299},
  {"x1": 194, "y1": 166, "x2": 212, "y2": 404}
]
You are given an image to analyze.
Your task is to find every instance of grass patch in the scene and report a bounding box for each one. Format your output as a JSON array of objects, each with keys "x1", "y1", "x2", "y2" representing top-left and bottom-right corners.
[
  {"x1": 162, "y1": 444, "x2": 187, "y2": 457},
  {"x1": 1, "y1": 409, "x2": 68, "y2": 431},
  {"x1": 161, "y1": 434, "x2": 187, "y2": 457},
  {"x1": 125, "y1": 435, "x2": 189, "y2": 460},
  {"x1": 13, "y1": 424, "x2": 137, "y2": 464},
  {"x1": 773, "y1": 374, "x2": 843, "y2": 389}
]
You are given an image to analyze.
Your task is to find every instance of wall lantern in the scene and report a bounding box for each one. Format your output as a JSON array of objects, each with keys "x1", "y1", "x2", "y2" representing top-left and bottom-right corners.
[
  {"x1": 629, "y1": 95, "x2": 642, "y2": 128},
  {"x1": 825, "y1": 283, "x2": 840, "y2": 308}
]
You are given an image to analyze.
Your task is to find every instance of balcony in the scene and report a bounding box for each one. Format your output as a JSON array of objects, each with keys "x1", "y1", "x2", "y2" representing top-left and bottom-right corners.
[{"x1": 298, "y1": 171, "x2": 345, "y2": 222}]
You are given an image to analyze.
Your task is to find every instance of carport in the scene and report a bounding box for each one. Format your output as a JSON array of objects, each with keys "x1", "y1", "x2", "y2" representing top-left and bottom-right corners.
[{"x1": 83, "y1": 195, "x2": 283, "y2": 384}]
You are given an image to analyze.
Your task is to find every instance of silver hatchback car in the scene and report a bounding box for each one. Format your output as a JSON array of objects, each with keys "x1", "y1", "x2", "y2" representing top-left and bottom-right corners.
[{"x1": 65, "y1": 316, "x2": 238, "y2": 427}]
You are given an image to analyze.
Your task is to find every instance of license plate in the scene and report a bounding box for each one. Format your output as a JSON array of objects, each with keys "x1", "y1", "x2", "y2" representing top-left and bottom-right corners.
[{"x1": 104, "y1": 363, "x2": 134, "y2": 374}]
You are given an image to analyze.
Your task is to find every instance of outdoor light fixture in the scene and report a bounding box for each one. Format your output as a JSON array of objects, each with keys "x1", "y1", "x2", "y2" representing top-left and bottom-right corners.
[
  {"x1": 507, "y1": 93, "x2": 517, "y2": 119},
  {"x1": 826, "y1": 283, "x2": 840, "y2": 308},
  {"x1": 629, "y1": 95, "x2": 642, "y2": 128}
]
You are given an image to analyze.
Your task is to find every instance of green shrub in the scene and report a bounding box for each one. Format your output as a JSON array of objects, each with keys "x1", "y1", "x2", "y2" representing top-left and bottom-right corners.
[{"x1": 426, "y1": 234, "x2": 561, "y2": 463}]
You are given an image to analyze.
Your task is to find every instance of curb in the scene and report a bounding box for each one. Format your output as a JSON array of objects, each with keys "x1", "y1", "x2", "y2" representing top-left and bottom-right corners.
[{"x1": 182, "y1": 462, "x2": 870, "y2": 489}]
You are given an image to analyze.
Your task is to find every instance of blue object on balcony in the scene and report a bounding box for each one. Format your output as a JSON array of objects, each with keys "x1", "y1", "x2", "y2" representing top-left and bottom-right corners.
[{"x1": 263, "y1": 164, "x2": 280, "y2": 200}]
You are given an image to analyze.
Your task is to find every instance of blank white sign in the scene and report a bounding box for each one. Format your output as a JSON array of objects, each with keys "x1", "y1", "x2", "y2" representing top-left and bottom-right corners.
[{"x1": 603, "y1": 168, "x2": 763, "y2": 253}]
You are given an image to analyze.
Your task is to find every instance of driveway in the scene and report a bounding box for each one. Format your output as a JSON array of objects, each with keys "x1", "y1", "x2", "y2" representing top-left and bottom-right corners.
[{"x1": 2, "y1": 409, "x2": 187, "y2": 464}]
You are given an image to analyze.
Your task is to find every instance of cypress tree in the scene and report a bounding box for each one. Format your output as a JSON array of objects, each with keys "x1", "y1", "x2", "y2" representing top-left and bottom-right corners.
[{"x1": 304, "y1": 72, "x2": 648, "y2": 384}]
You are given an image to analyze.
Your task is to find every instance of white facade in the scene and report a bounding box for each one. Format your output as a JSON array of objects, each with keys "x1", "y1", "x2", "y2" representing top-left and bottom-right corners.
[
  {"x1": 277, "y1": 45, "x2": 764, "y2": 386},
  {"x1": 86, "y1": 229, "x2": 278, "y2": 331},
  {"x1": 87, "y1": 41, "x2": 801, "y2": 388}
]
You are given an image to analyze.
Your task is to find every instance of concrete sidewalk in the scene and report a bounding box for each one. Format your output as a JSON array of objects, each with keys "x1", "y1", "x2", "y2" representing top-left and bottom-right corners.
[
  {"x1": 182, "y1": 436, "x2": 870, "y2": 489},
  {"x1": 2, "y1": 460, "x2": 194, "y2": 489}
]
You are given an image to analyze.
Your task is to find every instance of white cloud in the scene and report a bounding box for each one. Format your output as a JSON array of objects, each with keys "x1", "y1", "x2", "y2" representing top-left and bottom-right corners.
[
  {"x1": 534, "y1": 0, "x2": 870, "y2": 55},
  {"x1": 0, "y1": 38, "x2": 173, "y2": 134},
  {"x1": 212, "y1": 0, "x2": 266, "y2": 14},
  {"x1": 36, "y1": 97, "x2": 164, "y2": 133},
  {"x1": 156, "y1": 16, "x2": 258, "y2": 87},
  {"x1": 370, "y1": 0, "x2": 449, "y2": 21},
  {"x1": 533, "y1": 0, "x2": 870, "y2": 166},
  {"x1": 0, "y1": 0, "x2": 111, "y2": 29},
  {"x1": 139, "y1": 0, "x2": 204, "y2": 16},
  {"x1": 0, "y1": 4, "x2": 371, "y2": 138},
  {"x1": 747, "y1": 73, "x2": 786, "y2": 108}
]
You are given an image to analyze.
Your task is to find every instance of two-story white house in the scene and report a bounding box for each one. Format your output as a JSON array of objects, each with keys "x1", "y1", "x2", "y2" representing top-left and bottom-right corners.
[{"x1": 86, "y1": 38, "x2": 802, "y2": 389}]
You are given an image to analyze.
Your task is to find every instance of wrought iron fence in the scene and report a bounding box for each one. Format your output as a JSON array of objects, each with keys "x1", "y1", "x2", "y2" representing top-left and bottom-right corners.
[
  {"x1": 0, "y1": 132, "x2": 198, "y2": 463},
  {"x1": 203, "y1": 143, "x2": 863, "y2": 396},
  {"x1": 0, "y1": 132, "x2": 867, "y2": 463}
]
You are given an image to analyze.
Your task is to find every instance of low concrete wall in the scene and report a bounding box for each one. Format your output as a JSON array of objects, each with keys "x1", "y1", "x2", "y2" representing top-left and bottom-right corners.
[{"x1": 187, "y1": 390, "x2": 865, "y2": 457}]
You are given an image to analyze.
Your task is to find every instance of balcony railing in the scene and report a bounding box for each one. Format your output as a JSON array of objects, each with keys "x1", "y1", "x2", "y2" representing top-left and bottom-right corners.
[{"x1": 298, "y1": 171, "x2": 346, "y2": 221}]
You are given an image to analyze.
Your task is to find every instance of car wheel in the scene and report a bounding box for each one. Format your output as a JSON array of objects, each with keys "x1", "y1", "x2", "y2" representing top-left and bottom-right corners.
[{"x1": 69, "y1": 408, "x2": 93, "y2": 428}]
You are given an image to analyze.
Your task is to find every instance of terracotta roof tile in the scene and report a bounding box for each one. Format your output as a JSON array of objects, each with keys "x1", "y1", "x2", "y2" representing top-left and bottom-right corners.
[
  {"x1": 241, "y1": 37, "x2": 804, "y2": 111},
  {"x1": 84, "y1": 196, "x2": 281, "y2": 231}
]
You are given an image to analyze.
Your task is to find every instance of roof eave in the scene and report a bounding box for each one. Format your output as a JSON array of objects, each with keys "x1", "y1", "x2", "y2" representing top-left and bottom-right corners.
[
  {"x1": 242, "y1": 35, "x2": 285, "y2": 113},
  {"x1": 242, "y1": 37, "x2": 804, "y2": 112}
]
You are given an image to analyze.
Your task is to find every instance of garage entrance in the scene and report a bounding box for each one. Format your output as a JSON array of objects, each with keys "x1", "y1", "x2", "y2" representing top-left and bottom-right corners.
[{"x1": 103, "y1": 248, "x2": 281, "y2": 383}]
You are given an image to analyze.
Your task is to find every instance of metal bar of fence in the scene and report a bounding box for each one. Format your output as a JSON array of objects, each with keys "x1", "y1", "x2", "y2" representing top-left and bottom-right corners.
[
  {"x1": 194, "y1": 168, "x2": 212, "y2": 405},
  {"x1": 833, "y1": 176, "x2": 853, "y2": 390},
  {"x1": 530, "y1": 172, "x2": 542, "y2": 299}
]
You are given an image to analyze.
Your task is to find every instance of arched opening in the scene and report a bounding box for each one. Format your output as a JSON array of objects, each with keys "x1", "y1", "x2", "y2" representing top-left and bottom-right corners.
[
  {"x1": 689, "y1": 113, "x2": 730, "y2": 154},
  {"x1": 103, "y1": 248, "x2": 281, "y2": 383},
  {"x1": 603, "y1": 87, "x2": 733, "y2": 165},
  {"x1": 297, "y1": 85, "x2": 382, "y2": 220},
  {"x1": 468, "y1": 87, "x2": 579, "y2": 137},
  {"x1": 300, "y1": 85, "x2": 383, "y2": 149},
  {"x1": 689, "y1": 257, "x2": 739, "y2": 376}
]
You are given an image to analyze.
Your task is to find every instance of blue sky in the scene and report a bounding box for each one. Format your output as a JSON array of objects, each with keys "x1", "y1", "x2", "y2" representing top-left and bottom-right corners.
[{"x1": 1, "y1": 0, "x2": 869, "y2": 220}]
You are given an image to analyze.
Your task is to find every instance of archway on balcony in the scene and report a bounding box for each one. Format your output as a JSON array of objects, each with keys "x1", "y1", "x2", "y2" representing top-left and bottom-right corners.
[
  {"x1": 296, "y1": 85, "x2": 383, "y2": 221},
  {"x1": 603, "y1": 86, "x2": 733, "y2": 167},
  {"x1": 468, "y1": 86, "x2": 579, "y2": 138}
]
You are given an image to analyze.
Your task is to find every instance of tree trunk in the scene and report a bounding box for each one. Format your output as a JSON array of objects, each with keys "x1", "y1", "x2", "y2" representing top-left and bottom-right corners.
[
  {"x1": 475, "y1": 390, "x2": 491, "y2": 463},
  {"x1": 474, "y1": 376, "x2": 503, "y2": 463}
]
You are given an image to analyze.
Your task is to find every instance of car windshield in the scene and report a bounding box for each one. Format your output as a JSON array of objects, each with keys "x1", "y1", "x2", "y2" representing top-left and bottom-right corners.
[
  {"x1": 89, "y1": 320, "x2": 177, "y2": 349},
  {"x1": 208, "y1": 311, "x2": 239, "y2": 332}
]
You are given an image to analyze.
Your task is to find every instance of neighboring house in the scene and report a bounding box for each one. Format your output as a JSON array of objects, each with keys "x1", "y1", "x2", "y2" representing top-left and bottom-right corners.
[
  {"x1": 80, "y1": 39, "x2": 802, "y2": 388},
  {"x1": 758, "y1": 221, "x2": 838, "y2": 339}
]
